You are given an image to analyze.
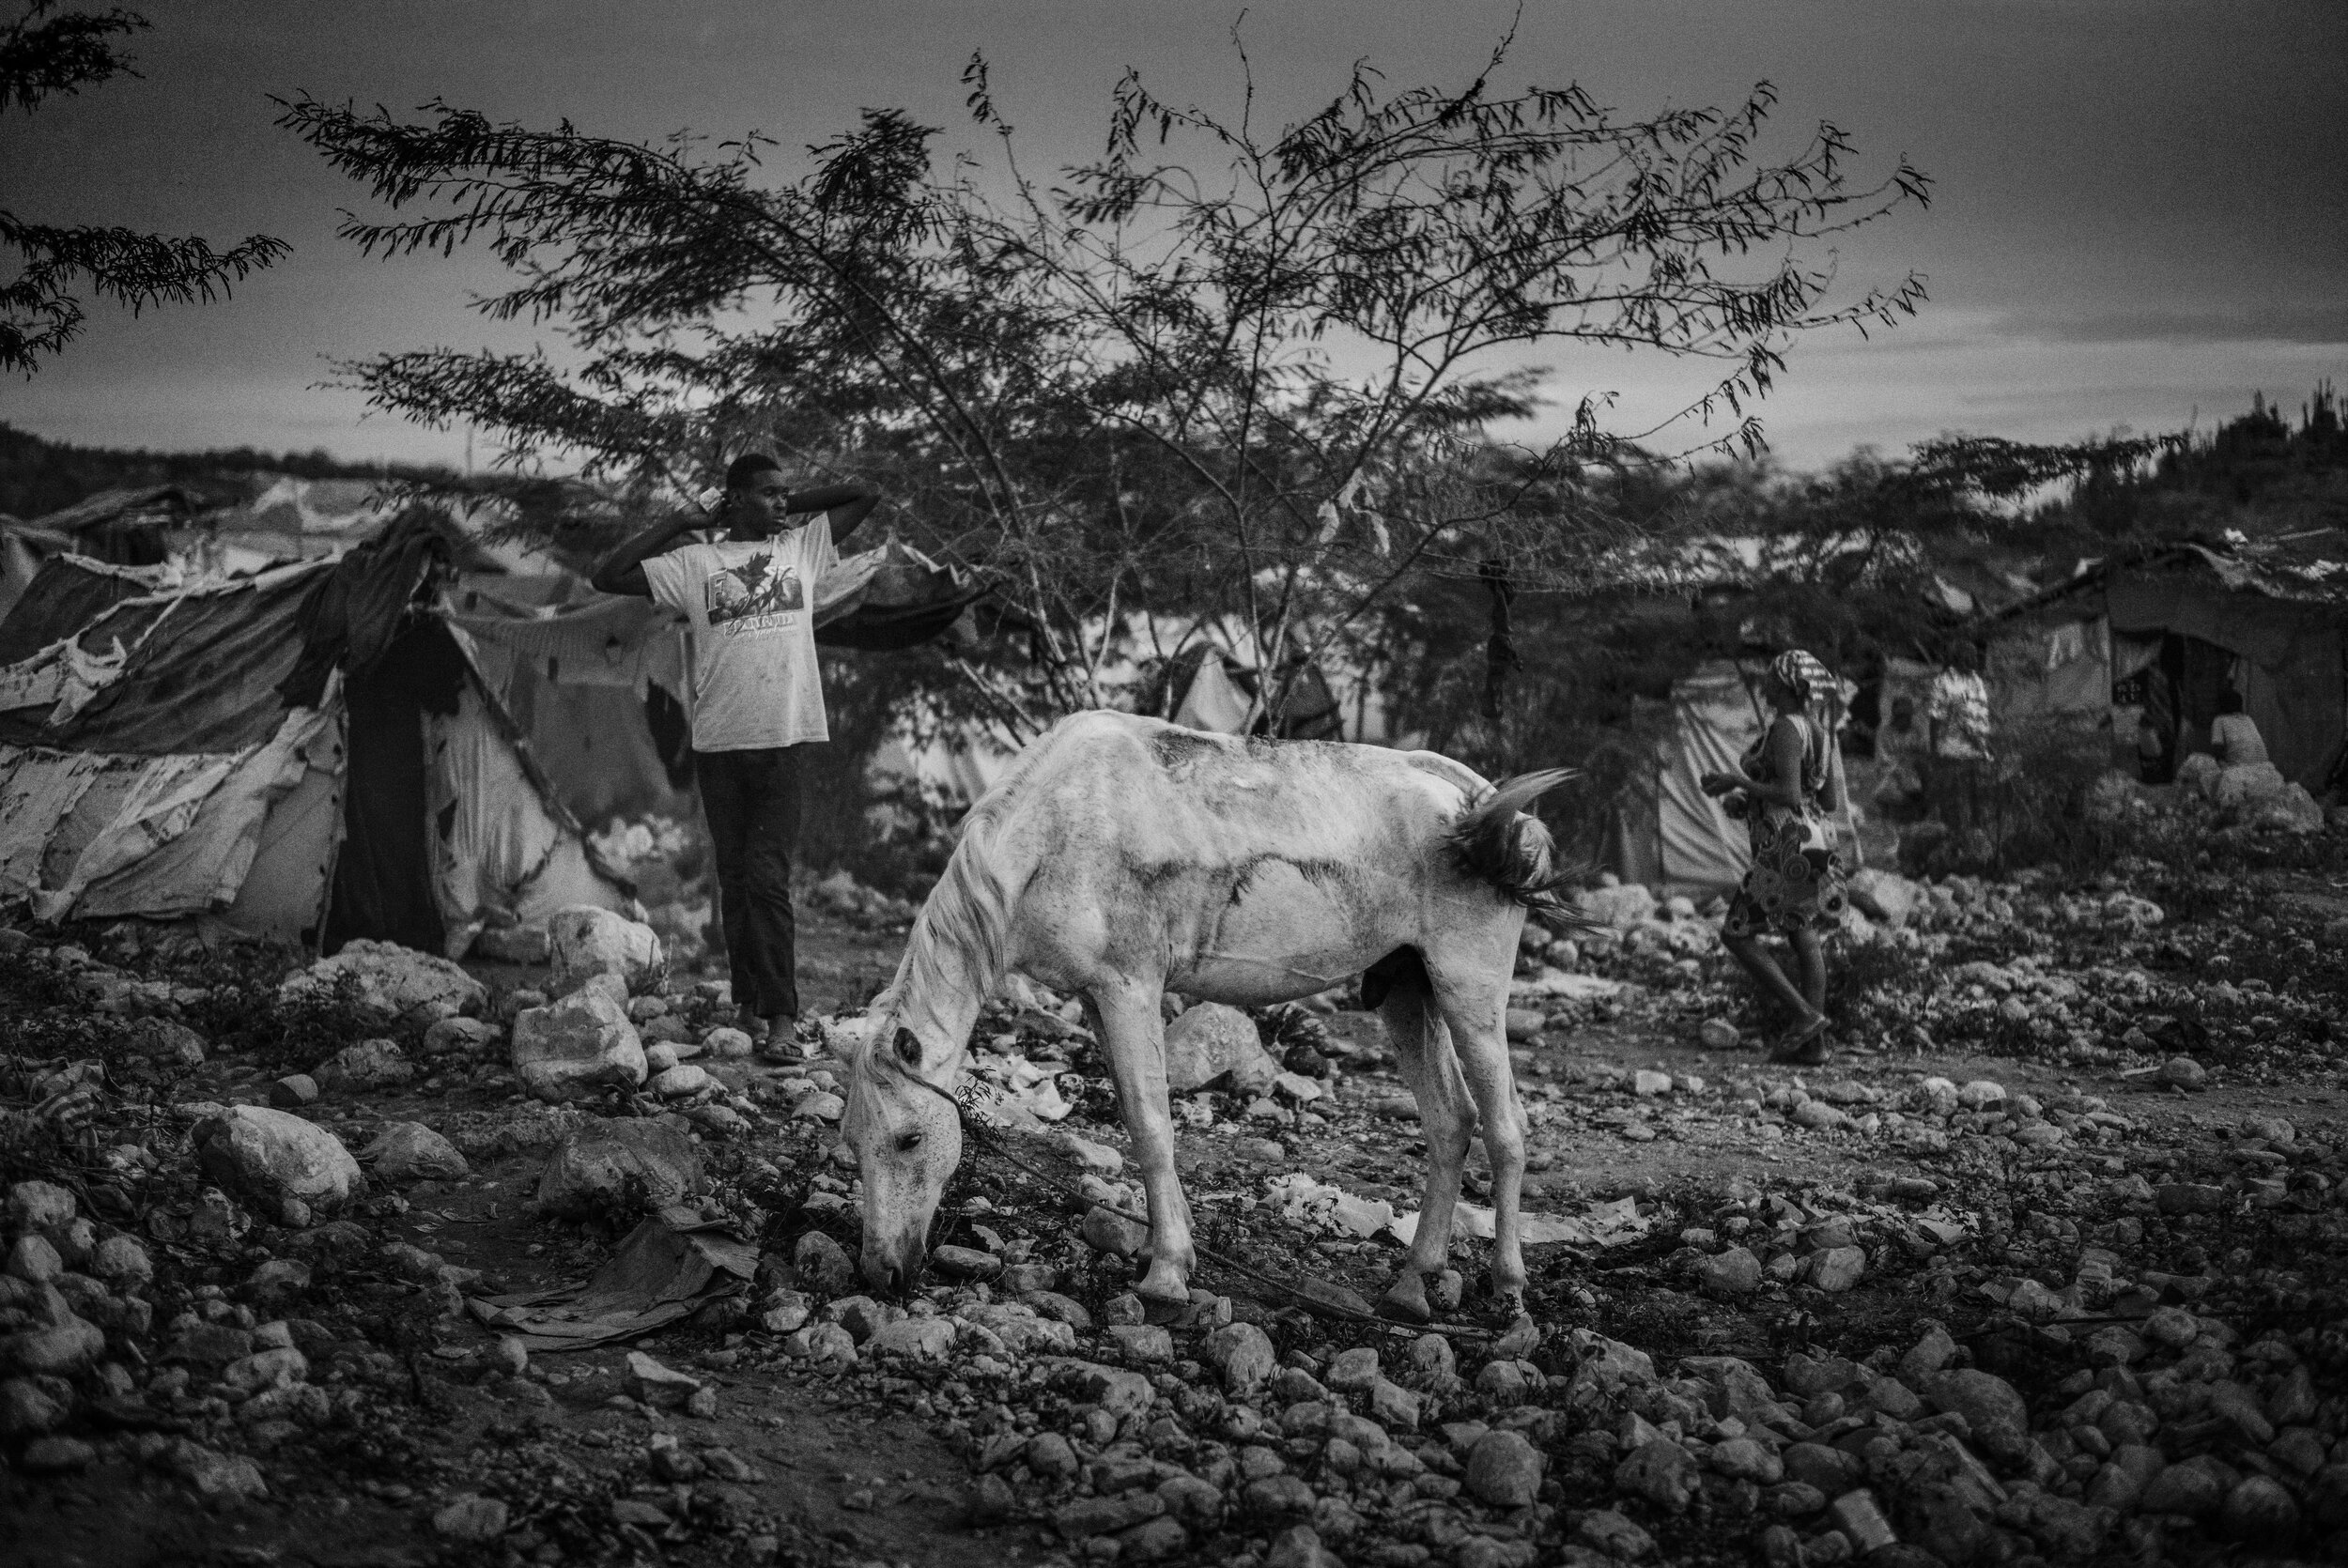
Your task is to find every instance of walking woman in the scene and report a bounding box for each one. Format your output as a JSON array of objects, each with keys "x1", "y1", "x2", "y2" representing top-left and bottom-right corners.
[{"x1": 1701, "y1": 650, "x2": 1851, "y2": 1066}]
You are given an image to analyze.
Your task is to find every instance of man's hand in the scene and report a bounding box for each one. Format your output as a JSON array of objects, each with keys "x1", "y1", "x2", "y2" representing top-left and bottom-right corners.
[{"x1": 1699, "y1": 770, "x2": 1742, "y2": 797}]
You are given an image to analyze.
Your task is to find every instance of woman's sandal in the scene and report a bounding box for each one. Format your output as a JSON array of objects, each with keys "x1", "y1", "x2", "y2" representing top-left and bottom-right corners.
[{"x1": 1770, "y1": 1015, "x2": 1833, "y2": 1067}]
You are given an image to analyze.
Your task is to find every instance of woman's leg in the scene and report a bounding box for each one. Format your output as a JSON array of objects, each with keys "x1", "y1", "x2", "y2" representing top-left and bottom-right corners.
[
  {"x1": 1723, "y1": 930, "x2": 1822, "y2": 1023},
  {"x1": 1787, "y1": 926, "x2": 1828, "y2": 1015}
]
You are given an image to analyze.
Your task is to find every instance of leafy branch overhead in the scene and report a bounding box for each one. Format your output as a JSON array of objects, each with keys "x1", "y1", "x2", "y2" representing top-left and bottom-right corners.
[
  {"x1": 1, "y1": 2, "x2": 287, "y2": 376},
  {"x1": 279, "y1": 33, "x2": 1929, "y2": 718}
]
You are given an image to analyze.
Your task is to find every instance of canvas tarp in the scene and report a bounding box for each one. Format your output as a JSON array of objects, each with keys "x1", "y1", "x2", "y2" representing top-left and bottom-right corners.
[
  {"x1": 1989, "y1": 614, "x2": 2114, "y2": 730},
  {"x1": 0, "y1": 537, "x2": 633, "y2": 948},
  {"x1": 1658, "y1": 664, "x2": 1767, "y2": 896},
  {"x1": 1609, "y1": 659, "x2": 1863, "y2": 899},
  {"x1": 0, "y1": 707, "x2": 333, "y2": 925},
  {"x1": 425, "y1": 665, "x2": 633, "y2": 957}
]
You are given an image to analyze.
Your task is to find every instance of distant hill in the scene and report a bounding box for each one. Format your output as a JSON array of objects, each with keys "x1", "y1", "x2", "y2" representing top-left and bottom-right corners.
[{"x1": 0, "y1": 423, "x2": 458, "y2": 521}]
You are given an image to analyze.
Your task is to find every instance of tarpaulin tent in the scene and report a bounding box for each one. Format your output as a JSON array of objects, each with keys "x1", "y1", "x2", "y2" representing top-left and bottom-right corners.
[
  {"x1": 1603, "y1": 658, "x2": 1862, "y2": 899},
  {"x1": 1982, "y1": 544, "x2": 2347, "y2": 790},
  {"x1": 0, "y1": 515, "x2": 633, "y2": 954}
]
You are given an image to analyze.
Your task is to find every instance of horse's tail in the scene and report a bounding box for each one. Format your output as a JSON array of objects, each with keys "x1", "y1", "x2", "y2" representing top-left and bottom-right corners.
[{"x1": 1445, "y1": 768, "x2": 1603, "y2": 932}]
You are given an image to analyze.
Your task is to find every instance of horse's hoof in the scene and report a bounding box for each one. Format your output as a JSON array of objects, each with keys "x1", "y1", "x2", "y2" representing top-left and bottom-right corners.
[
  {"x1": 1491, "y1": 1311, "x2": 1539, "y2": 1360},
  {"x1": 1139, "y1": 1290, "x2": 1189, "y2": 1326},
  {"x1": 1377, "y1": 1271, "x2": 1432, "y2": 1325},
  {"x1": 1137, "y1": 1259, "x2": 1191, "y2": 1319}
]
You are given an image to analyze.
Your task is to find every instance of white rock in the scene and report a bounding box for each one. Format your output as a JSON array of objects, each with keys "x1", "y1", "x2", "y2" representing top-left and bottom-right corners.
[
  {"x1": 1164, "y1": 1003, "x2": 1279, "y2": 1095},
  {"x1": 359, "y1": 1122, "x2": 470, "y2": 1183},
  {"x1": 652, "y1": 1064, "x2": 712, "y2": 1099},
  {"x1": 509, "y1": 990, "x2": 648, "y2": 1103},
  {"x1": 193, "y1": 1107, "x2": 365, "y2": 1216},
  {"x1": 279, "y1": 940, "x2": 486, "y2": 1023},
  {"x1": 547, "y1": 907, "x2": 663, "y2": 997},
  {"x1": 700, "y1": 1026, "x2": 755, "y2": 1058},
  {"x1": 535, "y1": 1119, "x2": 702, "y2": 1219}
]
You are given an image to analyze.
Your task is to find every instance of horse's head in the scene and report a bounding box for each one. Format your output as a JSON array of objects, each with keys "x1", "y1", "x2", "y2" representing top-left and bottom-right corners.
[{"x1": 842, "y1": 1006, "x2": 965, "y2": 1295}]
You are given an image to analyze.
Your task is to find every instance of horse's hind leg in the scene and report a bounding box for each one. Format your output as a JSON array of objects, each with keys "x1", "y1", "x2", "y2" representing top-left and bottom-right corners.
[
  {"x1": 1083, "y1": 982, "x2": 1196, "y2": 1318},
  {"x1": 1376, "y1": 959, "x2": 1475, "y2": 1324},
  {"x1": 1430, "y1": 960, "x2": 1532, "y2": 1319}
]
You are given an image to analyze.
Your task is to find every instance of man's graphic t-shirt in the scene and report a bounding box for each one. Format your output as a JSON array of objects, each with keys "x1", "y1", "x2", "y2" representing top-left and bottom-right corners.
[{"x1": 641, "y1": 520, "x2": 838, "y2": 753}]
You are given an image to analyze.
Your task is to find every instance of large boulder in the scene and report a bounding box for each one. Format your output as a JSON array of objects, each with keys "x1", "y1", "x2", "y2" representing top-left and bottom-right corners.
[
  {"x1": 1165, "y1": 1003, "x2": 1280, "y2": 1096},
  {"x1": 193, "y1": 1107, "x2": 365, "y2": 1219},
  {"x1": 534, "y1": 1118, "x2": 702, "y2": 1220},
  {"x1": 510, "y1": 986, "x2": 647, "y2": 1103},
  {"x1": 279, "y1": 941, "x2": 487, "y2": 1025},
  {"x1": 547, "y1": 907, "x2": 663, "y2": 997}
]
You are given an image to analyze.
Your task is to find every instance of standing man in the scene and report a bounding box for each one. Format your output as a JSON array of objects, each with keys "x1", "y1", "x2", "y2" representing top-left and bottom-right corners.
[
  {"x1": 592, "y1": 454, "x2": 881, "y2": 1059},
  {"x1": 1925, "y1": 641, "x2": 1994, "y2": 838}
]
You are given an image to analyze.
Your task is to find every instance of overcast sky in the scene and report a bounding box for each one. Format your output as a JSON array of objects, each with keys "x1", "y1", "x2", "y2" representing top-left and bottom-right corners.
[{"x1": 5, "y1": 0, "x2": 2344, "y2": 475}]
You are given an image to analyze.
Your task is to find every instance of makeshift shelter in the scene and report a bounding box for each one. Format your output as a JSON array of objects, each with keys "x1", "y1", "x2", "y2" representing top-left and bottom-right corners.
[
  {"x1": 0, "y1": 515, "x2": 633, "y2": 954},
  {"x1": 1983, "y1": 544, "x2": 2347, "y2": 789},
  {"x1": 1603, "y1": 658, "x2": 1863, "y2": 899}
]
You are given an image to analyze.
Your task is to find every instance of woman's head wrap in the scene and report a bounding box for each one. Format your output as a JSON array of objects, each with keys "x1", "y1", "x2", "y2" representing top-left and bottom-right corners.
[{"x1": 1771, "y1": 649, "x2": 1837, "y2": 707}]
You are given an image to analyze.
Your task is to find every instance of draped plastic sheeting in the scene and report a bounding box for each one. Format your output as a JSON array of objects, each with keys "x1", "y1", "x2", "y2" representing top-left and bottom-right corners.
[
  {"x1": 424, "y1": 675, "x2": 631, "y2": 959},
  {"x1": 0, "y1": 708, "x2": 331, "y2": 924},
  {"x1": 216, "y1": 714, "x2": 344, "y2": 947},
  {"x1": 1990, "y1": 615, "x2": 2113, "y2": 729},
  {"x1": 1658, "y1": 665, "x2": 1768, "y2": 897}
]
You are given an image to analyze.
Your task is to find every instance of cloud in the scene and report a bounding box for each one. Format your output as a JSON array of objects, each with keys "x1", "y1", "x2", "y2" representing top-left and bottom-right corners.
[{"x1": 1987, "y1": 300, "x2": 2348, "y2": 347}]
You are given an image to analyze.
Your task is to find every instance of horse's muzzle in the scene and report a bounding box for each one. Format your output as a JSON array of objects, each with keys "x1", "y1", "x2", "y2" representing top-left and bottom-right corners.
[{"x1": 860, "y1": 1235, "x2": 927, "y2": 1296}]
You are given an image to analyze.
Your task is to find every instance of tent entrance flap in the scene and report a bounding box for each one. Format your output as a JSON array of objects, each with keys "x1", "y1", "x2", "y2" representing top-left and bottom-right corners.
[{"x1": 323, "y1": 625, "x2": 466, "y2": 957}]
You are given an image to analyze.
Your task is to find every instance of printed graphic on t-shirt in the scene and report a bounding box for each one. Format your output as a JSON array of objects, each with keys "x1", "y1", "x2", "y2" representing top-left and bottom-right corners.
[{"x1": 705, "y1": 551, "x2": 804, "y2": 635}]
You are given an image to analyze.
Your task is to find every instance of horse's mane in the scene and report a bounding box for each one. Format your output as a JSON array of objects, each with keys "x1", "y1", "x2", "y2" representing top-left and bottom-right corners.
[{"x1": 851, "y1": 718, "x2": 1066, "y2": 1083}]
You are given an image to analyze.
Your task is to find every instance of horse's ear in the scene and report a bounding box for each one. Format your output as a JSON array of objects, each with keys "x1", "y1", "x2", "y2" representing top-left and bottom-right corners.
[{"x1": 894, "y1": 1027, "x2": 922, "y2": 1068}]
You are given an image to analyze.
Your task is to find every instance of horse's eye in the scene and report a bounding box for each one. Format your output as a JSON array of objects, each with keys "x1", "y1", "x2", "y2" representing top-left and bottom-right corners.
[{"x1": 897, "y1": 1130, "x2": 923, "y2": 1153}]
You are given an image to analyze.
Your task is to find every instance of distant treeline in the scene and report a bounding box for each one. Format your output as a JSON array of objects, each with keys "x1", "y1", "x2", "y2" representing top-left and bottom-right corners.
[{"x1": 0, "y1": 423, "x2": 458, "y2": 521}]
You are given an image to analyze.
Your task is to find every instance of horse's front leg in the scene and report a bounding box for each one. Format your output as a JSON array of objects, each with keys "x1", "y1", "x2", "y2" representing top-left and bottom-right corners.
[
  {"x1": 1378, "y1": 974, "x2": 1475, "y2": 1323},
  {"x1": 1084, "y1": 981, "x2": 1196, "y2": 1315},
  {"x1": 1435, "y1": 980, "x2": 1533, "y2": 1324}
]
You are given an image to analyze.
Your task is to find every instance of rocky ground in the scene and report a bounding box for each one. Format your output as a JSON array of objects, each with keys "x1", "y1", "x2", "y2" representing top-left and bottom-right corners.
[{"x1": 5, "y1": 821, "x2": 2348, "y2": 1568}]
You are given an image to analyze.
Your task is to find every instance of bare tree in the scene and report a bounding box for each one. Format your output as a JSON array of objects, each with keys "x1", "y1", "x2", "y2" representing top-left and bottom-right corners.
[{"x1": 279, "y1": 30, "x2": 1929, "y2": 727}]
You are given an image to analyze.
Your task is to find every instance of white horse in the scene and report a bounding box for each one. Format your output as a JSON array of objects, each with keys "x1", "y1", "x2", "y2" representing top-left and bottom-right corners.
[{"x1": 840, "y1": 710, "x2": 1575, "y2": 1325}]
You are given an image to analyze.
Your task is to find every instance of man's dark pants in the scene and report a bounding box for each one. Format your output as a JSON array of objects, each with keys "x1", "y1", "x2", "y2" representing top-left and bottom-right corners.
[{"x1": 695, "y1": 746, "x2": 804, "y2": 1021}]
